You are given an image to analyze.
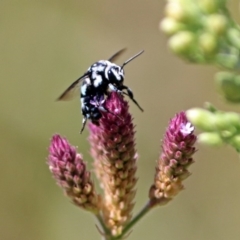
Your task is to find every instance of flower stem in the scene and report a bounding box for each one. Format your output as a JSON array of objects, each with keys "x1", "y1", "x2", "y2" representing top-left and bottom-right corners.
[
  {"x1": 113, "y1": 201, "x2": 152, "y2": 240},
  {"x1": 95, "y1": 213, "x2": 111, "y2": 240}
]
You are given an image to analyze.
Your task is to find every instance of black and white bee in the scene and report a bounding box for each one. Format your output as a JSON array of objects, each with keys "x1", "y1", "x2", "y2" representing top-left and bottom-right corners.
[{"x1": 57, "y1": 49, "x2": 144, "y2": 133}]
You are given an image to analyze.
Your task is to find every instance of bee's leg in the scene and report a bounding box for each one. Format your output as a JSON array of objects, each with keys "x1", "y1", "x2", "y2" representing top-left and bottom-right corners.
[
  {"x1": 80, "y1": 116, "x2": 87, "y2": 134},
  {"x1": 120, "y1": 85, "x2": 144, "y2": 112},
  {"x1": 108, "y1": 83, "x2": 122, "y2": 94}
]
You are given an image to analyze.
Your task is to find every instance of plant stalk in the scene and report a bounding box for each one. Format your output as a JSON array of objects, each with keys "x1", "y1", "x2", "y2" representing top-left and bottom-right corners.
[{"x1": 112, "y1": 201, "x2": 152, "y2": 240}]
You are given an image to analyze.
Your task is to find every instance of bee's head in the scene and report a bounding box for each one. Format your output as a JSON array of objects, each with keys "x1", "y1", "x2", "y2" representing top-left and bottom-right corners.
[
  {"x1": 106, "y1": 63, "x2": 124, "y2": 84},
  {"x1": 105, "y1": 50, "x2": 144, "y2": 85}
]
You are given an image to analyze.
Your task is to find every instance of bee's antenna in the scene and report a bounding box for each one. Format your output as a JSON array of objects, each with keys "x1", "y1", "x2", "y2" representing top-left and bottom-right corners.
[{"x1": 121, "y1": 50, "x2": 144, "y2": 70}]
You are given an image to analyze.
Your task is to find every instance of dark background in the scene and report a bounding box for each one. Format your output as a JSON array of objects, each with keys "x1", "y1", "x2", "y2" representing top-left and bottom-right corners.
[{"x1": 1, "y1": 1, "x2": 240, "y2": 239}]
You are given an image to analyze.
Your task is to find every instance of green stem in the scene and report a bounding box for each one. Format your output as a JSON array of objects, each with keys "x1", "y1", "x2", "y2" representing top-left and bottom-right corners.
[
  {"x1": 112, "y1": 201, "x2": 152, "y2": 240},
  {"x1": 95, "y1": 213, "x2": 111, "y2": 240}
]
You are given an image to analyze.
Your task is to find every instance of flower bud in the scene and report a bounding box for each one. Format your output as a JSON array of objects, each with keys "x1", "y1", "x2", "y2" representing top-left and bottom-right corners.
[
  {"x1": 205, "y1": 14, "x2": 228, "y2": 35},
  {"x1": 216, "y1": 53, "x2": 239, "y2": 70},
  {"x1": 214, "y1": 112, "x2": 240, "y2": 131},
  {"x1": 229, "y1": 135, "x2": 240, "y2": 151},
  {"x1": 198, "y1": 132, "x2": 223, "y2": 146},
  {"x1": 199, "y1": 32, "x2": 217, "y2": 55},
  {"x1": 223, "y1": 112, "x2": 240, "y2": 128},
  {"x1": 165, "y1": 1, "x2": 187, "y2": 22},
  {"x1": 165, "y1": 0, "x2": 200, "y2": 23},
  {"x1": 215, "y1": 72, "x2": 240, "y2": 103},
  {"x1": 198, "y1": 0, "x2": 219, "y2": 14},
  {"x1": 160, "y1": 18, "x2": 185, "y2": 35},
  {"x1": 186, "y1": 108, "x2": 216, "y2": 131},
  {"x1": 169, "y1": 31, "x2": 195, "y2": 55},
  {"x1": 227, "y1": 28, "x2": 240, "y2": 49}
]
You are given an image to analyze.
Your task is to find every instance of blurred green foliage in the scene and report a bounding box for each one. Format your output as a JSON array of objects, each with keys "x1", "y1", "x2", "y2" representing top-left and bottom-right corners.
[{"x1": 1, "y1": 0, "x2": 240, "y2": 240}]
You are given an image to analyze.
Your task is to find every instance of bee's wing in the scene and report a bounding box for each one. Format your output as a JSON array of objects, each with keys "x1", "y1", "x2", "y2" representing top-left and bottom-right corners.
[
  {"x1": 56, "y1": 73, "x2": 89, "y2": 101},
  {"x1": 108, "y1": 48, "x2": 126, "y2": 62}
]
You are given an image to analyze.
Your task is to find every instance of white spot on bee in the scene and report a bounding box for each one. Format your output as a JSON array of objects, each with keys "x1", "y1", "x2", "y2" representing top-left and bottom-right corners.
[
  {"x1": 96, "y1": 64, "x2": 105, "y2": 72},
  {"x1": 85, "y1": 78, "x2": 91, "y2": 85},
  {"x1": 80, "y1": 98, "x2": 84, "y2": 105},
  {"x1": 104, "y1": 64, "x2": 111, "y2": 80},
  {"x1": 81, "y1": 84, "x2": 87, "y2": 95},
  {"x1": 109, "y1": 83, "x2": 117, "y2": 91},
  {"x1": 94, "y1": 75, "x2": 103, "y2": 87}
]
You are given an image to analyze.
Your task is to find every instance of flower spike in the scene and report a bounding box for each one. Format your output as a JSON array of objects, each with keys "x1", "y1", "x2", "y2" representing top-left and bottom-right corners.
[
  {"x1": 48, "y1": 134, "x2": 100, "y2": 213},
  {"x1": 149, "y1": 112, "x2": 197, "y2": 206},
  {"x1": 89, "y1": 92, "x2": 137, "y2": 236}
]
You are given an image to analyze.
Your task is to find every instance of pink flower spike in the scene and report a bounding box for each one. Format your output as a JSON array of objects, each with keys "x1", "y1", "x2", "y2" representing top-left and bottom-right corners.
[
  {"x1": 48, "y1": 134, "x2": 100, "y2": 213},
  {"x1": 89, "y1": 92, "x2": 137, "y2": 236},
  {"x1": 149, "y1": 112, "x2": 197, "y2": 206}
]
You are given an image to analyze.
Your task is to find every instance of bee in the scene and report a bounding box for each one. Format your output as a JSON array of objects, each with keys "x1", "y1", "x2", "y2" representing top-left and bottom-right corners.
[{"x1": 57, "y1": 49, "x2": 144, "y2": 133}]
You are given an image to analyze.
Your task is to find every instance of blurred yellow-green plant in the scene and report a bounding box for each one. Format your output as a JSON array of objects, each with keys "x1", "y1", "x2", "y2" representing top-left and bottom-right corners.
[{"x1": 161, "y1": 0, "x2": 240, "y2": 152}]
